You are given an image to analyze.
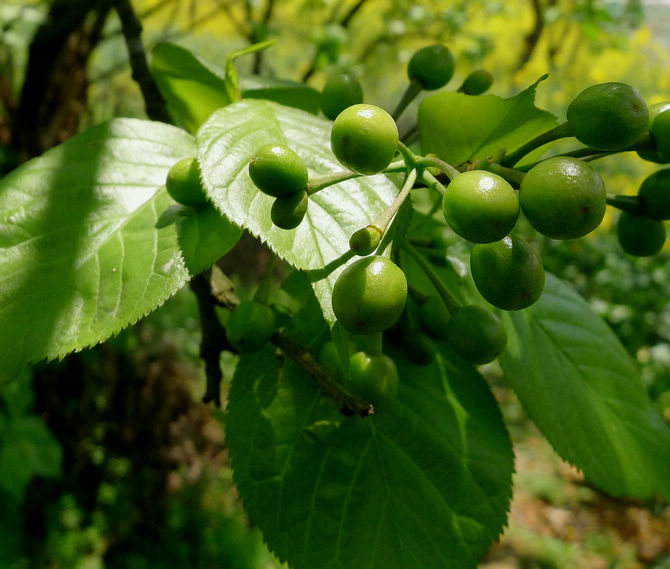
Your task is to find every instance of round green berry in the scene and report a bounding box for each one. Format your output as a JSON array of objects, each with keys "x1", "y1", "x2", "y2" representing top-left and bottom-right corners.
[
  {"x1": 519, "y1": 157, "x2": 606, "y2": 240},
  {"x1": 330, "y1": 104, "x2": 398, "y2": 175},
  {"x1": 637, "y1": 102, "x2": 670, "y2": 163},
  {"x1": 652, "y1": 108, "x2": 670, "y2": 163},
  {"x1": 407, "y1": 44, "x2": 455, "y2": 90},
  {"x1": 166, "y1": 157, "x2": 208, "y2": 207},
  {"x1": 442, "y1": 170, "x2": 519, "y2": 243},
  {"x1": 616, "y1": 211, "x2": 666, "y2": 257},
  {"x1": 566, "y1": 82, "x2": 649, "y2": 150},
  {"x1": 349, "y1": 225, "x2": 382, "y2": 256},
  {"x1": 347, "y1": 351, "x2": 398, "y2": 407},
  {"x1": 332, "y1": 255, "x2": 407, "y2": 335},
  {"x1": 227, "y1": 300, "x2": 276, "y2": 352},
  {"x1": 271, "y1": 191, "x2": 308, "y2": 230},
  {"x1": 320, "y1": 72, "x2": 364, "y2": 120},
  {"x1": 459, "y1": 69, "x2": 493, "y2": 95},
  {"x1": 249, "y1": 144, "x2": 308, "y2": 197},
  {"x1": 470, "y1": 236, "x2": 545, "y2": 311},
  {"x1": 638, "y1": 168, "x2": 670, "y2": 220},
  {"x1": 446, "y1": 304, "x2": 507, "y2": 364}
]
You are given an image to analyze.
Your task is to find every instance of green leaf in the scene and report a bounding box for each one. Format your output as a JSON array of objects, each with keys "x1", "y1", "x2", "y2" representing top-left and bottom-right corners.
[
  {"x1": 0, "y1": 415, "x2": 62, "y2": 498},
  {"x1": 418, "y1": 76, "x2": 557, "y2": 166},
  {"x1": 499, "y1": 274, "x2": 670, "y2": 501},
  {"x1": 196, "y1": 99, "x2": 399, "y2": 322},
  {"x1": 0, "y1": 118, "x2": 240, "y2": 376},
  {"x1": 150, "y1": 42, "x2": 231, "y2": 132},
  {"x1": 241, "y1": 75, "x2": 321, "y2": 115},
  {"x1": 227, "y1": 296, "x2": 513, "y2": 569}
]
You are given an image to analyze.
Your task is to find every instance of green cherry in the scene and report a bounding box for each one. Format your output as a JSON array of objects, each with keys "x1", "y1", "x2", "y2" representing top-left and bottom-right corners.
[
  {"x1": 165, "y1": 157, "x2": 208, "y2": 207},
  {"x1": 407, "y1": 44, "x2": 455, "y2": 90},
  {"x1": 446, "y1": 304, "x2": 507, "y2": 364},
  {"x1": 566, "y1": 82, "x2": 649, "y2": 150},
  {"x1": 330, "y1": 104, "x2": 398, "y2": 175},
  {"x1": 249, "y1": 144, "x2": 308, "y2": 197},
  {"x1": 320, "y1": 72, "x2": 364, "y2": 120},
  {"x1": 616, "y1": 211, "x2": 666, "y2": 257},
  {"x1": 519, "y1": 157, "x2": 606, "y2": 240},
  {"x1": 332, "y1": 255, "x2": 407, "y2": 335},
  {"x1": 442, "y1": 170, "x2": 519, "y2": 243},
  {"x1": 470, "y1": 236, "x2": 545, "y2": 311}
]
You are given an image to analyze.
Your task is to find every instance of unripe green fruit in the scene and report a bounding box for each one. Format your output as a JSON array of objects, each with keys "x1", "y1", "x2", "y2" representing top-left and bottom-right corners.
[
  {"x1": 332, "y1": 256, "x2": 407, "y2": 335},
  {"x1": 459, "y1": 69, "x2": 493, "y2": 95},
  {"x1": 519, "y1": 157, "x2": 606, "y2": 240},
  {"x1": 470, "y1": 236, "x2": 545, "y2": 311},
  {"x1": 418, "y1": 295, "x2": 451, "y2": 340},
  {"x1": 446, "y1": 304, "x2": 507, "y2": 364},
  {"x1": 616, "y1": 211, "x2": 666, "y2": 257},
  {"x1": 637, "y1": 102, "x2": 670, "y2": 163},
  {"x1": 330, "y1": 104, "x2": 399, "y2": 175},
  {"x1": 166, "y1": 157, "x2": 208, "y2": 207},
  {"x1": 638, "y1": 168, "x2": 670, "y2": 220},
  {"x1": 249, "y1": 144, "x2": 308, "y2": 197},
  {"x1": 320, "y1": 72, "x2": 364, "y2": 120},
  {"x1": 566, "y1": 82, "x2": 649, "y2": 150},
  {"x1": 227, "y1": 300, "x2": 276, "y2": 352},
  {"x1": 271, "y1": 191, "x2": 308, "y2": 230},
  {"x1": 349, "y1": 225, "x2": 382, "y2": 256},
  {"x1": 407, "y1": 44, "x2": 455, "y2": 90},
  {"x1": 652, "y1": 109, "x2": 670, "y2": 163},
  {"x1": 442, "y1": 170, "x2": 519, "y2": 243},
  {"x1": 347, "y1": 351, "x2": 398, "y2": 407}
]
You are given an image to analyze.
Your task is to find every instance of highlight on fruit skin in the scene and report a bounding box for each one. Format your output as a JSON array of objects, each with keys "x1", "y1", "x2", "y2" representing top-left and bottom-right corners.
[{"x1": 330, "y1": 103, "x2": 399, "y2": 175}]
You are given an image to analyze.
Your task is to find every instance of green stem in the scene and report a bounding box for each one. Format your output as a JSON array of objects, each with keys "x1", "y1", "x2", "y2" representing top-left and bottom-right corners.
[
  {"x1": 419, "y1": 169, "x2": 448, "y2": 196},
  {"x1": 419, "y1": 155, "x2": 461, "y2": 181},
  {"x1": 307, "y1": 170, "x2": 361, "y2": 195},
  {"x1": 483, "y1": 162, "x2": 526, "y2": 186},
  {"x1": 606, "y1": 193, "x2": 642, "y2": 215},
  {"x1": 369, "y1": 168, "x2": 417, "y2": 234},
  {"x1": 501, "y1": 121, "x2": 574, "y2": 167},
  {"x1": 402, "y1": 241, "x2": 462, "y2": 314},
  {"x1": 392, "y1": 79, "x2": 423, "y2": 121}
]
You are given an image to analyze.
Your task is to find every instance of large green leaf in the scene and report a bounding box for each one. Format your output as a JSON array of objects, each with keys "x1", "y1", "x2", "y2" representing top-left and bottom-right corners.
[
  {"x1": 418, "y1": 77, "x2": 557, "y2": 166},
  {"x1": 151, "y1": 42, "x2": 231, "y2": 133},
  {"x1": 196, "y1": 99, "x2": 399, "y2": 322},
  {"x1": 0, "y1": 118, "x2": 240, "y2": 377},
  {"x1": 499, "y1": 274, "x2": 670, "y2": 500},
  {"x1": 227, "y1": 345, "x2": 513, "y2": 569}
]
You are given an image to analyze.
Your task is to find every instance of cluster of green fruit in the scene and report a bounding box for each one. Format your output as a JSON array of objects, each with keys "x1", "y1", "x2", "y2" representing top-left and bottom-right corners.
[{"x1": 164, "y1": 42, "x2": 670, "y2": 411}]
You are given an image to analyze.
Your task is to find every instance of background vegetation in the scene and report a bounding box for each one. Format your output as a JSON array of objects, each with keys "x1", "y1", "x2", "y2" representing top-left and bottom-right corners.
[{"x1": 1, "y1": 0, "x2": 669, "y2": 567}]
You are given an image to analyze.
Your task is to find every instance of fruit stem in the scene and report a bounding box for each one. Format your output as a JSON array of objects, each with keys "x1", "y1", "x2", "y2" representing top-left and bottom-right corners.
[
  {"x1": 483, "y1": 162, "x2": 526, "y2": 187},
  {"x1": 419, "y1": 169, "x2": 447, "y2": 196},
  {"x1": 419, "y1": 155, "x2": 461, "y2": 181},
  {"x1": 392, "y1": 79, "x2": 423, "y2": 120},
  {"x1": 369, "y1": 168, "x2": 418, "y2": 235},
  {"x1": 606, "y1": 193, "x2": 643, "y2": 215},
  {"x1": 307, "y1": 170, "x2": 361, "y2": 195},
  {"x1": 402, "y1": 241, "x2": 462, "y2": 314},
  {"x1": 501, "y1": 121, "x2": 574, "y2": 167}
]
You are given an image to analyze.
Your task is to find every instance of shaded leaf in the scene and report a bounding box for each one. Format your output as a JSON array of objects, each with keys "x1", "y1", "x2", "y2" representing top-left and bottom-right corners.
[{"x1": 499, "y1": 274, "x2": 670, "y2": 500}]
